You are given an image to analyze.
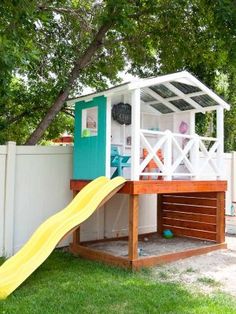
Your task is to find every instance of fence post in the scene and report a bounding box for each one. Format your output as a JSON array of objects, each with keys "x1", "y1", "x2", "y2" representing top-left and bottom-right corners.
[
  {"x1": 4, "y1": 141, "x2": 16, "y2": 256},
  {"x1": 0, "y1": 146, "x2": 7, "y2": 256},
  {"x1": 232, "y1": 152, "x2": 236, "y2": 204}
]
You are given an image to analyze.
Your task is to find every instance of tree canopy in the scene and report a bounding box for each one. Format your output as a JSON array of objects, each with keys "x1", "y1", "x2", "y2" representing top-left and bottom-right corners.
[{"x1": 0, "y1": 0, "x2": 235, "y2": 148}]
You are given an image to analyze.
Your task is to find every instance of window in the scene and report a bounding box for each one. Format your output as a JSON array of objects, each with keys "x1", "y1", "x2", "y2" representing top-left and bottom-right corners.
[{"x1": 81, "y1": 106, "x2": 98, "y2": 137}]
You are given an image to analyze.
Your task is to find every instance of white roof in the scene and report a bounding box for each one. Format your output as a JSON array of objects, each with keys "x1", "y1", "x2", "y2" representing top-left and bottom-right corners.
[{"x1": 67, "y1": 71, "x2": 230, "y2": 114}]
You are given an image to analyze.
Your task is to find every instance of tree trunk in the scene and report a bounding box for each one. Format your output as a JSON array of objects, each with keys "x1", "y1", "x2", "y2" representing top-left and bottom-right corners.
[
  {"x1": 25, "y1": 88, "x2": 70, "y2": 145},
  {"x1": 25, "y1": 22, "x2": 112, "y2": 145}
]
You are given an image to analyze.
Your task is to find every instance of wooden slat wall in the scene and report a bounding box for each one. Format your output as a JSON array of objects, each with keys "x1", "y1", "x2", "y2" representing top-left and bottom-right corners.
[{"x1": 159, "y1": 192, "x2": 225, "y2": 242}]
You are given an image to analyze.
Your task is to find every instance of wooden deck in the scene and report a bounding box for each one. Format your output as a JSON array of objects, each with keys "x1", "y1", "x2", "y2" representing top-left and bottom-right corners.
[
  {"x1": 70, "y1": 180, "x2": 227, "y2": 269},
  {"x1": 70, "y1": 179, "x2": 227, "y2": 195}
]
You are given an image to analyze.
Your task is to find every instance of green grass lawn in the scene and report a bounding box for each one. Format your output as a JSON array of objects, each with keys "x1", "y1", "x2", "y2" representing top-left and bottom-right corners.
[{"x1": 0, "y1": 251, "x2": 236, "y2": 314}]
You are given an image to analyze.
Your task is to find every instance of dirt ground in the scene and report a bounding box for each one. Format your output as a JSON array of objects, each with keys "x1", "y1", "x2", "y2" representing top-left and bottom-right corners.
[
  {"x1": 152, "y1": 235, "x2": 236, "y2": 296},
  {"x1": 87, "y1": 235, "x2": 236, "y2": 295},
  {"x1": 85, "y1": 234, "x2": 236, "y2": 296},
  {"x1": 88, "y1": 235, "x2": 212, "y2": 257}
]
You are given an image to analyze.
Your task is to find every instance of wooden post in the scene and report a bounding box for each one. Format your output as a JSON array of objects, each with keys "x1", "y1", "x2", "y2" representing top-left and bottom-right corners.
[
  {"x1": 73, "y1": 228, "x2": 80, "y2": 245},
  {"x1": 163, "y1": 130, "x2": 172, "y2": 180},
  {"x1": 216, "y1": 107, "x2": 224, "y2": 179},
  {"x1": 128, "y1": 195, "x2": 139, "y2": 260},
  {"x1": 189, "y1": 111, "x2": 195, "y2": 135},
  {"x1": 191, "y1": 134, "x2": 200, "y2": 180},
  {"x1": 157, "y1": 194, "x2": 163, "y2": 234},
  {"x1": 72, "y1": 191, "x2": 80, "y2": 246},
  {"x1": 216, "y1": 191, "x2": 225, "y2": 243},
  {"x1": 131, "y1": 89, "x2": 140, "y2": 180},
  {"x1": 189, "y1": 112, "x2": 199, "y2": 180},
  {"x1": 105, "y1": 96, "x2": 111, "y2": 178}
]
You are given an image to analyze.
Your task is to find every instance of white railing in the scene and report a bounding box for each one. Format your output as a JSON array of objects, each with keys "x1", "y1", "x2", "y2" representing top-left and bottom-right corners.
[{"x1": 139, "y1": 129, "x2": 220, "y2": 180}]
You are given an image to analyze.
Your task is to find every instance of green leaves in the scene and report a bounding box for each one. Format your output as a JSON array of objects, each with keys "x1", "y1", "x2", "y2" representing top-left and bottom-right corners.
[{"x1": 0, "y1": 0, "x2": 236, "y2": 146}]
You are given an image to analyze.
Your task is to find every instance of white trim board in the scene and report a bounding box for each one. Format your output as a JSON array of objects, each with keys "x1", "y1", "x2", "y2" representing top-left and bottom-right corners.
[{"x1": 67, "y1": 71, "x2": 230, "y2": 112}]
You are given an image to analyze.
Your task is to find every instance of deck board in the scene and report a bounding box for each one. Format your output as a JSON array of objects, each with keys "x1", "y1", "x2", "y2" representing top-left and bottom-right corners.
[{"x1": 70, "y1": 179, "x2": 227, "y2": 194}]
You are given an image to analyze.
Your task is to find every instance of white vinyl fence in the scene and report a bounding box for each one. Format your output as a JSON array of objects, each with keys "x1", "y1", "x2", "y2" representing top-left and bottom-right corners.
[
  {"x1": 0, "y1": 142, "x2": 73, "y2": 257},
  {"x1": 0, "y1": 142, "x2": 235, "y2": 257}
]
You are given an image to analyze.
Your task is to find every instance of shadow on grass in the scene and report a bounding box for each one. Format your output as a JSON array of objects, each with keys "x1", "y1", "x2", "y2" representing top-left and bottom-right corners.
[
  {"x1": 0, "y1": 257, "x2": 6, "y2": 266},
  {"x1": 0, "y1": 251, "x2": 235, "y2": 314}
]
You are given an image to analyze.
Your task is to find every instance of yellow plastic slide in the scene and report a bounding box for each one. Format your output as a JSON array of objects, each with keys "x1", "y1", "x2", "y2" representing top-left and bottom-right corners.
[{"x1": 0, "y1": 176, "x2": 125, "y2": 300}]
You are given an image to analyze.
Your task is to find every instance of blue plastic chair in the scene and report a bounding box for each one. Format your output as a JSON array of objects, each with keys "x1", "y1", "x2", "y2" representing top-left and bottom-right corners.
[{"x1": 110, "y1": 145, "x2": 131, "y2": 178}]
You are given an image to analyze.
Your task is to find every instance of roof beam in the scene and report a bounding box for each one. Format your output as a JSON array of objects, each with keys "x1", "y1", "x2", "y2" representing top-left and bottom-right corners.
[
  {"x1": 162, "y1": 90, "x2": 205, "y2": 102},
  {"x1": 67, "y1": 84, "x2": 130, "y2": 105},
  {"x1": 145, "y1": 91, "x2": 206, "y2": 105},
  {"x1": 164, "y1": 82, "x2": 204, "y2": 112},
  {"x1": 141, "y1": 100, "x2": 161, "y2": 115},
  {"x1": 128, "y1": 71, "x2": 190, "y2": 90},
  {"x1": 144, "y1": 87, "x2": 180, "y2": 112},
  {"x1": 182, "y1": 72, "x2": 230, "y2": 110}
]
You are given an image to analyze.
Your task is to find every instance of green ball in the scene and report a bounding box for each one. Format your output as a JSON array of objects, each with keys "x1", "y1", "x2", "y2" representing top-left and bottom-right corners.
[
  {"x1": 163, "y1": 229, "x2": 174, "y2": 239},
  {"x1": 82, "y1": 129, "x2": 91, "y2": 137}
]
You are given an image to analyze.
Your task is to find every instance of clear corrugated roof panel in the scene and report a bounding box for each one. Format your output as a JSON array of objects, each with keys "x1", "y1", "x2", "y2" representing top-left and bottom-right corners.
[
  {"x1": 141, "y1": 90, "x2": 156, "y2": 102},
  {"x1": 170, "y1": 99, "x2": 194, "y2": 111},
  {"x1": 151, "y1": 103, "x2": 174, "y2": 114},
  {"x1": 150, "y1": 84, "x2": 176, "y2": 98},
  {"x1": 170, "y1": 81, "x2": 201, "y2": 94},
  {"x1": 191, "y1": 94, "x2": 219, "y2": 107}
]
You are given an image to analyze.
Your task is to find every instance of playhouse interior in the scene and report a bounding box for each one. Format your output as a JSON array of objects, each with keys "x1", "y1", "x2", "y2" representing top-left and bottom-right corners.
[{"x1": 109, "y1": 91, "x2": 193, "y2": 180}]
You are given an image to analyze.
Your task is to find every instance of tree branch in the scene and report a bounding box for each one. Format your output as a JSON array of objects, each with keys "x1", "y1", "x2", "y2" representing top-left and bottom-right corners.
[
  {"x1": 26, "y1": 17, "x2": 114, "y2": 145},
  {"x1": 37, "y1": 4, "x2": 94, "y2": 31},
  {"x1": 0, "y1": 106, "x2": 46, "y2": 131},
  {"x1": 62, "y1": 108, "x2": 75, "y2": 118},
  {"x1": 38, "y1": 5, "x2": 91, "y2": 16}
]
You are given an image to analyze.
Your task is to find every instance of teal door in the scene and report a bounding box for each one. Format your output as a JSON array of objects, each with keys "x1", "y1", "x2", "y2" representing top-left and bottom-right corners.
[{"x1": 73, "y1": 96, "x2": 107, "y2": 180}]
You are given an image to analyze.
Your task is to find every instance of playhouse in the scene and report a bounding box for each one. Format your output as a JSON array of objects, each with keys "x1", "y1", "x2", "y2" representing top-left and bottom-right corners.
[{"x1": 69, "y1": 71, "x2": 229, "y2": 269}]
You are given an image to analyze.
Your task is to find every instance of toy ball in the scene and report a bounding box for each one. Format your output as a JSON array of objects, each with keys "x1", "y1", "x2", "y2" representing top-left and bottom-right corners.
[
  {"x1": 82, "y1": 129, "x2": 91, "y2": 137},
  {"x1": 163, "y1": 229, "x2": 174, "y2": 239}
]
